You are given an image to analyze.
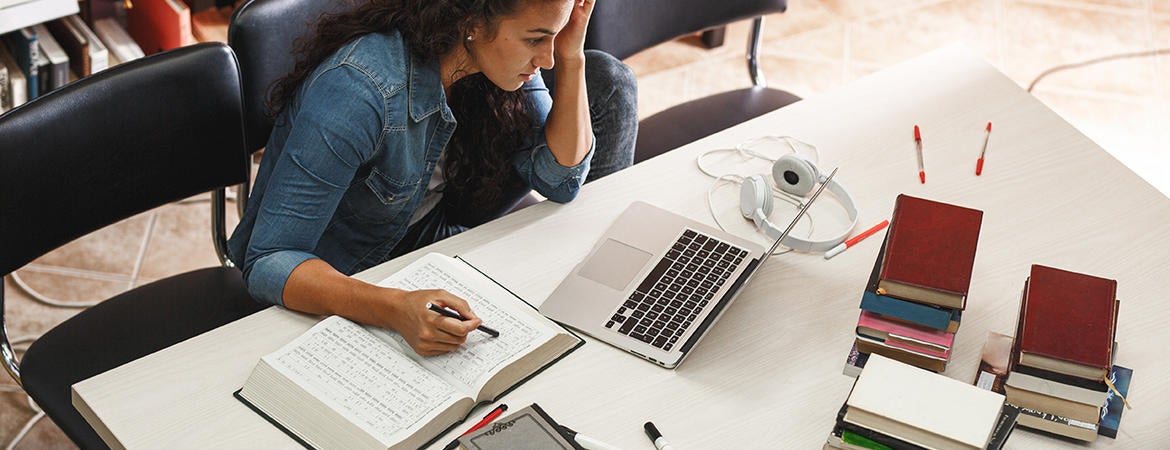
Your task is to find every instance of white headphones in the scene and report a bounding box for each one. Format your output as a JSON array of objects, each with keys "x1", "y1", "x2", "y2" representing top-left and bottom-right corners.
[{"x1": 738, "y1": 154, "x2": 859, "y2": 253}]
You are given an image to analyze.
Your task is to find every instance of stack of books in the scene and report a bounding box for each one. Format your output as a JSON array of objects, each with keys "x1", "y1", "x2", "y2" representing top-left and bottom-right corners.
[
  {"x1": 1005, "y1": 265, "x2": 1122, "y2": 442},
  {"x1": 845, "y1": 195, "x2": 983, "y2": 375},
  {"x1": 826, "y1": 354, "x2": 1018, "y2": 450}
]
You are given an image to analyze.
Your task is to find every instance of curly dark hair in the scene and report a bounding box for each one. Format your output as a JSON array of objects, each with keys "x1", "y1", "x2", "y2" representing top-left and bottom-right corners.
[{"x1": 267, "y1": 0, "x2": 558, "y2": 207}]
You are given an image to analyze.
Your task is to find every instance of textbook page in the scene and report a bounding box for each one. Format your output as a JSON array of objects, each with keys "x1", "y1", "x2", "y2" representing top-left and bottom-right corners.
[
  {"x1": 260, "y1": 316, "x2": 465, "y2": 446},
  {"x1": 372, "y1": 253, "x2": 563, "y2": 396}
]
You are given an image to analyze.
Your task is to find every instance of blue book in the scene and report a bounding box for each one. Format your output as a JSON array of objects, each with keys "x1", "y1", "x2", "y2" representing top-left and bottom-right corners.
[
  {"x1": 1098, "y1": 364, "x2": 1132, "y2": 438},
  {"x1": 860, "y1": 291, "x2": 954, "y2": 331},
  {"x1": 3, "y1": 28, "x2": 39, "y2": 99}
]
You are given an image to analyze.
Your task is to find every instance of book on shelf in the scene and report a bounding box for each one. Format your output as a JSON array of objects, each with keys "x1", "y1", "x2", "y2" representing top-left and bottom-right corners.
[
  {"x1": 127, "y1": 0, "x2": 196, "y2": 55},
  {"x1": 877, "y1": 195, "x2": 983, "y2": 310},
  {"x1": 65, "y1": 14, "x2": 107, "y2": 74},
  {"x1": 455, "y1": 403, "x2": 583, "y2": 450},
  {"x1": 0, "y1": 55, "x2": 8, "y2": 112},
  {"x1": 78, "y1": 0, "x2": 124, "y2": 26},
  {"x1": 0, "y1": 44, "x2": 27, "y2": 109},
  {"x1": 31, "y1": 24, "x2": 67, "y2": 90},
  {"x1": 839, "y1": 355, "x2": 1013, "y2": 450},
  {"x1": 91, "y1": 18, "x2": 144, "y2": 65},
  {"x1": 235, "y1": 252, "x2": 583, "y2": 450},
  {"x1": 1004, "y1": 371, "x2": 1107, "y2": 423},
  {"x1": 1016, "y1": 265, "x2": 1117, "y2": 382},
  {"x1": 3, "y1": 27, "x2": 38, "y2": 99},
  {"x1": 45, "y1": 16, "x2": 88, "y2": 77},
  {"x1": 190, "y1": 6, "x2": 231, "y2": 43}
]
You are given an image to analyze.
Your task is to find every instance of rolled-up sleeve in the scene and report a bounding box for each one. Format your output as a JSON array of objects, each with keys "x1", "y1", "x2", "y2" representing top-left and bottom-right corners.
[
  {"x1": 511, "y1": 72, "x2": 593, "y2": 203},
  {"x1": 240, "y1": 64, "x2": 384, "y2": 306}
]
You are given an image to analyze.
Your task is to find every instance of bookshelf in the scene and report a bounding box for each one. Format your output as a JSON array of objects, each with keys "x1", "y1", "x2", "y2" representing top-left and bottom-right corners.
[{"x1": 0, "y1": 0, "x2": 78, "y2": 35}]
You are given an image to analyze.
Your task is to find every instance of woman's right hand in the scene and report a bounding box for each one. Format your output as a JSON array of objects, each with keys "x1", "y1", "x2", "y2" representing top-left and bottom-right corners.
[{"x1": 385, "y1": 289, "x2": 483, "y2": 356}]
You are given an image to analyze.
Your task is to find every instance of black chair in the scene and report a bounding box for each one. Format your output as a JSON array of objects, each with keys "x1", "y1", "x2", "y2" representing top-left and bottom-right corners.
[
  {"x1": 586, "y1": 0, "x2": 802, "y2": 163},
  {"x1": 225, "y1": 0, "x2": 353, "y2": 231},
  {"x1": 0, "y1": 43, "x2": 267, "y2": 448}
]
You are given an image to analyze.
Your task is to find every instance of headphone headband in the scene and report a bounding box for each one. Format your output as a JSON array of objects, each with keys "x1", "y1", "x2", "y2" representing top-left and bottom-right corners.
[{"x1": 740, "y1": 157, "x2": 859, "y2": 253}]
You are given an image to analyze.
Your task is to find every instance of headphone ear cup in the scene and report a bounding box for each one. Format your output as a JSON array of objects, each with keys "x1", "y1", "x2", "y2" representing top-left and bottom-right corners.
[
  {"x1": 739, "y1": 175, "x2": 774, "y2": 224},
  {"x1": 772, "y1": 154, "x2": 820, "y2": 197}
]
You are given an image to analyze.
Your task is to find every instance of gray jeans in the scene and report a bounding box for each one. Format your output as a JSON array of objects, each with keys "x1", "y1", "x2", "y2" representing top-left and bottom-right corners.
[{"x1": 389, "y1": 50, "x2": 638, "y2": 257}]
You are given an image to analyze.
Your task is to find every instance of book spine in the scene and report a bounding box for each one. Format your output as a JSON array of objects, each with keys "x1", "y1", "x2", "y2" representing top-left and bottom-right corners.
[
  {"x1": 1012, "y1": 364, "x2": 1107, "y2": 392},
  {"x1": 0, "y1": 61, "x2": 9, "y2": 111},
  {"x1": 1014, "y1": 405, "x2": 1097, "y2": 431},
  {"x1": 6, "y1": 28, "x2": 39, "y2": 99},
  {"x1": 1098, "y1": 365, "x2": 1132, "y2": 439},
  {"x1": 859, "y1": 291, "x2": 952, "y2": 331}
]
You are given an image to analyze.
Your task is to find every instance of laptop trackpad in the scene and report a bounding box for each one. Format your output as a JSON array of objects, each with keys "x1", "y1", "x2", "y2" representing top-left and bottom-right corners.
[{"x1": 578, "y1": 239, "x2": 653, "y2": 291}]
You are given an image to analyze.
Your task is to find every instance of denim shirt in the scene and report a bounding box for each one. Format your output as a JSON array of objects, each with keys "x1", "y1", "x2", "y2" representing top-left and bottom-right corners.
[{"x1": 228, "y1": 31, "x2": 593, "y2": 306}]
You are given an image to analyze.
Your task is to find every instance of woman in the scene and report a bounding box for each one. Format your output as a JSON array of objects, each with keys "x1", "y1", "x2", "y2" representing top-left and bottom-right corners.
[{"x1": 227, "y1": 0, "x2": 637, "y2": 355}]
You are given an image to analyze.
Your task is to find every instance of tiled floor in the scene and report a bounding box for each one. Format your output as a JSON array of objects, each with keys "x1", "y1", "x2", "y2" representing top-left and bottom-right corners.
[{"x1": 3, "y1": 0, "x2": 1167, "y2": 447}]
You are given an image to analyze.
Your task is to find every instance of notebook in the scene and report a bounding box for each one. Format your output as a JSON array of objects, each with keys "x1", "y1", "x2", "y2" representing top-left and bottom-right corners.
[{"x1": 541, "y1": 169, "x2": 836, "y2": 368}]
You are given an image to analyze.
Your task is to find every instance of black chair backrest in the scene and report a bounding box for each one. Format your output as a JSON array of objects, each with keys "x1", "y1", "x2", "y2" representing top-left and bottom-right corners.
[
  {"x1": 0, "y1": 43, "x2": 248, "y2": 276},
  {"x1": 229, "y1": 0, "x2": 355, "y2": 152},
  {"x1": 585, "y1": 0, "x2": 787, "y2": 59}
]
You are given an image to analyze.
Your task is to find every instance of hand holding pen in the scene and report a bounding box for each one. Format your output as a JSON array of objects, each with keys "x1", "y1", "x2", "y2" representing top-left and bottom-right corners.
[{"x1": 427, "y1": 302, "x2": 500, "y2": 337}]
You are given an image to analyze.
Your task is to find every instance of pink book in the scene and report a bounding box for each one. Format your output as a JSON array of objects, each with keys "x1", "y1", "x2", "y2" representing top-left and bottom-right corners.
[{"x1": 857, "y1": 310, "x2": 954, "y2": 358}]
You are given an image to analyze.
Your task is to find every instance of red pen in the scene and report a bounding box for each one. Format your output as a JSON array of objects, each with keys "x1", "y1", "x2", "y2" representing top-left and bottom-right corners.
[
  {"x1": 824, "y1": 220, "x2": 889, "y2": 260},
  {"x1": 914, "y1": 125, "x2": 925, "y2": 184},
  {"x1": 976, "y1": 121, "x2": 992, "y2": 175},
  {"x1": 443, "y1": 404, "x2": 508, "y2": 449}
]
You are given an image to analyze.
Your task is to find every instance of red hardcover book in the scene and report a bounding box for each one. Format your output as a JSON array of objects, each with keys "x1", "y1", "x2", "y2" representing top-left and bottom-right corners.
[
  {"x1": 877, "y1": 195, "x2": 983, "y2": 309},
  {"x1": 1017, "y1": 265, "x2": 1117, "y2": 381},
  {"x1": 127, "y1": 0, "x2": 195, "y2": 55}
]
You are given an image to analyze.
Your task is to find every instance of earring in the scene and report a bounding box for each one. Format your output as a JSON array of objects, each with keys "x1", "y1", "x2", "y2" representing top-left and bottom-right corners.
[{"x1": 466, "y1": 35, "x2": 473, "y2": 41}]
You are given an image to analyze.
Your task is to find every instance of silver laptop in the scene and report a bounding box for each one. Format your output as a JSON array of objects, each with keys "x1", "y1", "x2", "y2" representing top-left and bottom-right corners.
[{"x1": 542, "y1": 169, "x2": 836, "y2": 368}]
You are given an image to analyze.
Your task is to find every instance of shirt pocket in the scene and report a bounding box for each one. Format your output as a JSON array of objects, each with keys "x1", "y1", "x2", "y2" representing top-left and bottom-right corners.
[{"x1": 340, "y1": 167, "x2": 416, "y2": 225}]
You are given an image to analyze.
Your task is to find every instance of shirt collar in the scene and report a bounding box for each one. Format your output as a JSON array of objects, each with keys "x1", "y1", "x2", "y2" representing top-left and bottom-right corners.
[{"x1": 407, "y1": 52, "x2": 455, "y2": 124}]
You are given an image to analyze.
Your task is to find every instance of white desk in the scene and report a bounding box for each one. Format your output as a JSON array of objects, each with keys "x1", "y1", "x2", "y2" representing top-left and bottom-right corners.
[{"x1": 72, "y1": 46, "x2": 1170, "y2": 449}]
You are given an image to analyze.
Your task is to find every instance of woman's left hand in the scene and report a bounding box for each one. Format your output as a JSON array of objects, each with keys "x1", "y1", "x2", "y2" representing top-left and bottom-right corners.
[{"x1": 555, "y1": 0, "x2": 595, "y2": 62}]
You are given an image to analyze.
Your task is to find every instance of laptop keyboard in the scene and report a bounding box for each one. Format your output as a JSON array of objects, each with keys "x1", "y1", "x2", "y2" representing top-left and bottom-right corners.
[{"x1": 604, "y1": 229, "x2": 748, "y2": 351}]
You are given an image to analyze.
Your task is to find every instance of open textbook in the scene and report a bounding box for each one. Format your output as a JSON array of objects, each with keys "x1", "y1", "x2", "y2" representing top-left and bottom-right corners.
[{"x1": 235, "y1": 253, "x2": 582, "y2": 449}]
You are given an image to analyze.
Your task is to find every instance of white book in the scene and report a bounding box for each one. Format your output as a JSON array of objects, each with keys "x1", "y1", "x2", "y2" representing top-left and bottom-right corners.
[
  {"x1": 65, "y1": 15, "x2": 106, "y2": 74},
  {"x1": 844, "y1": 354, "x2": 1006, "y2": 450},
  {"x1": 91, "y1": 18, "x2": 143, "y2": 65},
  {"x1": 236, "y1": 253, "x2": 581, "y2": 450},
  {"x1": 0, "y1": 45, "x2": 26, "y2": 108},
  {"x1": 33, "y1": 23, "x2": 69, "y2": 89},
  {"x1": 1006, "y1": 370, "x2": 1108, "y2": 407}
]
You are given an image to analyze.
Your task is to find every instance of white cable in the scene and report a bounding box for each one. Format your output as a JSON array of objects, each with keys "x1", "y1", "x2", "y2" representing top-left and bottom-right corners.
[
  {"x1": 6, "y1": 273, "x2": 101, "y2": 309},
  {"x1": 704, "y1": 174, "x2": 814, "y2": 256},
  {"x1": 1027, "y1": 47, "x2": 1170, "y2": 93},
  {"x1": 5, "y1": 410, "x2": 44, "y2": 450}
]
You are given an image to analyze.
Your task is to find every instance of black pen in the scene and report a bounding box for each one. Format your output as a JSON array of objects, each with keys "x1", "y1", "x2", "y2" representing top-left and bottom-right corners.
[
  {"x1": 644, "y1": 422, "x2": 675, "y2": 450},
  {"x1": 426, "y1": 302, "x2": 500, "y2": 337}
]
